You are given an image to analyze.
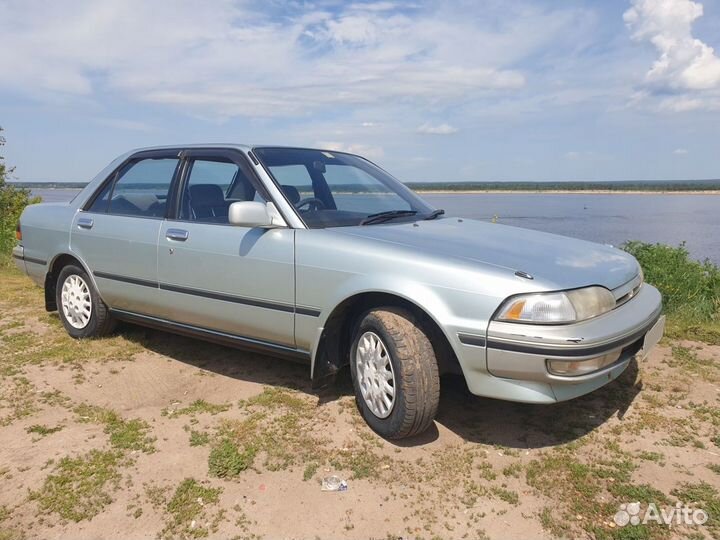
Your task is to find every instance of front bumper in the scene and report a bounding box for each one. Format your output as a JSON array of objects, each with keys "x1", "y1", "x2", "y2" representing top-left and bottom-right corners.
[{"x1": 457, "y1": 283, "x2": 663, "y2": 403}]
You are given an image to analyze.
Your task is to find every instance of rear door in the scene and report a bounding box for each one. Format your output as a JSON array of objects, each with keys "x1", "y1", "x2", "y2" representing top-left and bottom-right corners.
[
  {"x1": 156, "y1": 149, "x2": 296, "y2": 347},
  {"x1": 71, "y1": 150, "x2": 181, "y2": 316}
]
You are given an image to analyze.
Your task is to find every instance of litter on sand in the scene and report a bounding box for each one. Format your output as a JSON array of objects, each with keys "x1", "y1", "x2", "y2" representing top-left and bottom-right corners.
[{"x1": 321, "y1": 475, "x2": 348, "y2": 492}]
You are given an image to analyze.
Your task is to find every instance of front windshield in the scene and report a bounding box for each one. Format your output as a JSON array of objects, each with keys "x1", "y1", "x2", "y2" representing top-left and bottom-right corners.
[{"x1": 253, "y1": 147, "x2": 435, "y2": 228}]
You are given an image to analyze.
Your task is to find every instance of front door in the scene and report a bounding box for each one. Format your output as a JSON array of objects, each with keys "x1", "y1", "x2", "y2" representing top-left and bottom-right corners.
[
  {"x1": 71, "y1": 152, "x2": 180, "y2": 317},
  {"x1": 156, "y1": 150, "x2": 296, "y2": 347}
]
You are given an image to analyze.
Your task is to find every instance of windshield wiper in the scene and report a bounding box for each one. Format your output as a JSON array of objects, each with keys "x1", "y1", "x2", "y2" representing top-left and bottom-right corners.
[
  {"x1": 360, "y1": 210, "x2": 418, "y2": 225},
  {"x1": 424, "y1": 209, "x2": 445, "y2": 220}
]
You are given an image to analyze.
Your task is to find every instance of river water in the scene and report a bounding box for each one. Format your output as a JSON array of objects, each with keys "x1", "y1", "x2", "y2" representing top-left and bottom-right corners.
[{"x1": 31, "y1": 189, "x2": 720, "y2": 264}]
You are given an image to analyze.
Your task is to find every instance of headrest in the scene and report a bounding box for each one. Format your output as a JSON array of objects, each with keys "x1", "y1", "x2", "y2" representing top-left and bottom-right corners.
[
  {"x1": 281, "y1": 185, "x2": 300, "y2": 204},
  {"x1": 189, "y1": 184, "x2": 225, "y2": 205}
]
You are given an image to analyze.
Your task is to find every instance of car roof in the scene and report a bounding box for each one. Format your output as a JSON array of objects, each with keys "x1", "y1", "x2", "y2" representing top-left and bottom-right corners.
[
  {"x1": 128, "y1": 143, "x2": 254, "y2": 153},
  {"x1": 126, "y1": 144, "x2": 361, "y2": 157}
]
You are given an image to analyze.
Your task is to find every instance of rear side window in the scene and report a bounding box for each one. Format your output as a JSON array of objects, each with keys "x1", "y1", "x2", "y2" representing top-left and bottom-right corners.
[{"x1": 108, "y1": 158, "x2": 179, "y2": 218}]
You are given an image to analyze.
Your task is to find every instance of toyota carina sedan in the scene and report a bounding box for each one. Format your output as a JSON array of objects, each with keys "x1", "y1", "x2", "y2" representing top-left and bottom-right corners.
[{"x1": 14, "y1": 145, "x2": 664, "y2": 439}]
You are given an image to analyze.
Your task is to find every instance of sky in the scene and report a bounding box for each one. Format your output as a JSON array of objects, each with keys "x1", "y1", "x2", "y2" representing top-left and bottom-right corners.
[{"x1": 1, "y1": 0, "x2": 719, "y2": 183}]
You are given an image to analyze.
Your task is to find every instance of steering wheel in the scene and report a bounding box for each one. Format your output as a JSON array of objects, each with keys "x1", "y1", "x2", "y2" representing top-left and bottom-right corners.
[{"x1": 295, "y1": 197, "x2": 326, "y2": 211}]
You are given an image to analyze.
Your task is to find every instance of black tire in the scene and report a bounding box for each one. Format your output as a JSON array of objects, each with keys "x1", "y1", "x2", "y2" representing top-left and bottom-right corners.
[
  {"x1": 349, "y1": 307, "x2": 440, "y2": 439},
  {"x1": 55, "y1": 264, "x2": 116, "y2": 338}
]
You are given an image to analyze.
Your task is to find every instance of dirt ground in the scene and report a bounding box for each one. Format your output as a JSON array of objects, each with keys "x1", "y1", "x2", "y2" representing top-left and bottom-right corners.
[{"x1": 1, "y1": 269, "x2": 719, "y2": 540}]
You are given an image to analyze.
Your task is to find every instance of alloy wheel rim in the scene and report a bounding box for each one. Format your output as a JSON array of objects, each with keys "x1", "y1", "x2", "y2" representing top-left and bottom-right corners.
[
  {"x1": 61, "y1": 274, "x2": 92, "y2": 329},
  {"x1": 356, "y1": 331, "x2": 396, "y2": 419}
]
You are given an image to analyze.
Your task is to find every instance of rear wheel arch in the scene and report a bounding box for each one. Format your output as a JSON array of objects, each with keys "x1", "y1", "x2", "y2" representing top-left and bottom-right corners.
[
  {"x1": 311, "y1": 291, "x2": 460, "y2": 387},
  {"x1": 45, "y1": 253, "x2": 99, "y2": 312}
]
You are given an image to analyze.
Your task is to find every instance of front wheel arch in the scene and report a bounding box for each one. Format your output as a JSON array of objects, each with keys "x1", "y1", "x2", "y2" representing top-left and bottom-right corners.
[{"x1": 311, "y1": 292, "x2": 460, "y2": 388}]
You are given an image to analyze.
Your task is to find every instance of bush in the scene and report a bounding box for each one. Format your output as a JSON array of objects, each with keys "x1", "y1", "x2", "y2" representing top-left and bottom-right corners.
[
  {"x1": 0, "y1": 127, "x2": 40, "y2": 265},
  {"x1": 623, "y1": 241, "x2": 720, "y2": 339}
]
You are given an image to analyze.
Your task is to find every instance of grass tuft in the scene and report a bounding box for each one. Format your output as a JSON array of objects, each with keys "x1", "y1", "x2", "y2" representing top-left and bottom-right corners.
[
  {"x1": 208, "y1": 439, "x2": 256, "y2": 478},
  {"x1": 26, "y1": 424, "x2": 63, "y2": 437},
  {"x1": 189, "y1": 430, "x2": 210, "y2": 447},
  {"x1": 75, "y1": 404, "x2": 156, "y2": 453},
  {"x1": 163, "y1": 399, "x2": 231, "y2": 417},
  {"x1": 160, "y1": 478, "x2": 223, "y2": 539},
  {"x1": 30, "y1": 450, "x2": 123, "y2": 521},
  {"x1": 671, "y1": 482, "x2": 720, "y2": 537}
]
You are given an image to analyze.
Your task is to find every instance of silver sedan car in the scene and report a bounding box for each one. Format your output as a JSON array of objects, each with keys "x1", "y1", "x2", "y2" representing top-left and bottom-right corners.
[{"x1": 14, "y1": 145, "x2": 664, "y2": 439}]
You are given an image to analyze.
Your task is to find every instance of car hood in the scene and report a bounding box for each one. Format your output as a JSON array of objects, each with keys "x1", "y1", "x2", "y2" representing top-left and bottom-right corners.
[{"x1": 335, "y1": 218, "x2": 639, "y2": 291}]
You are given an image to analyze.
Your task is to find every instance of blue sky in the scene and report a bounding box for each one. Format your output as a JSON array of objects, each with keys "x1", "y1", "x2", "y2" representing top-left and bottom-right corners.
[{"x1": 1, "y1": 0, "x2": 719, "y2": 182}]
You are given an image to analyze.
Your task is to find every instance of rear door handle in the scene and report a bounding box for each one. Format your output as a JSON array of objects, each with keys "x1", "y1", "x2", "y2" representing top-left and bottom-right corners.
[
  {"x1": 166, "y1": 228, "x2": 189, "y2": 241},
  {"x1": 77, "y1": 217, "x2": 94, "y2": 229}
]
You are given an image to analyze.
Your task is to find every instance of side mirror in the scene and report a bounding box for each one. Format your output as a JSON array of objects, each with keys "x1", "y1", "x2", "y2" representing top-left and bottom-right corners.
[{"x1": 229, "y1": 201, "x2": 275, "y2": 228}]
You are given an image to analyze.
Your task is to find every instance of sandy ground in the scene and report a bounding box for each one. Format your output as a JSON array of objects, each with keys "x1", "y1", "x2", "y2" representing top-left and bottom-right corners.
[{"x1": 1, "y1": 271, "x2": 719, "y2": 540}]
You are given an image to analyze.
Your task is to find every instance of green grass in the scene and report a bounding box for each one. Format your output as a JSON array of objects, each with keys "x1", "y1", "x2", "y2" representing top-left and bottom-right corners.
[
  {"x1": 490, "y1": 486, "x2": 520, "y2": 505},
  {"x1": 75, "y1": 404, "x2": 156, "y2": 453},
  {"x1": 671, "y1": 482, "x2": 720, "y2": 537},
  {"x1": 163, "y1": 399, "x2": 231, "y2": 417},
  {"x1": 30, "y1": 450, "x2": 123, "y2": 521},
  {"x1": 162, "y1": 478, "x2": 223, "y2": 539},
  {"x1": 188, "y1": 430, "x2": 210, "y2": 447},
  {"x1": 218, "y1": 387, "x2": 329, "y2": 473},
  {"x1": 26, "y1": 424, "x2": 63, "y2": 437},
  {"x1": 623, "y1": 241, "x2": 720, "y2": 343},
  {"x1": 668, "y1": 345, "x2": 718, "y2": 381},
  {"x1": 0, "y1": 376, "x2": 37, "y2": 426},
  {"x1": 539, "y1": 507, "x2": 572, "y2": 538},
  {"x1": 526, "y1": 452, "x2": 672, "y2": 539},
  {"x1": 207, "y1": 439, "x2": 256, "y2": 478},
  {"x1": 502, "y1": 462, "x2": 522, "y2": 478},
  {"x1": 636, "y1": 451, "x2": 664, "y2": 463},
  {"x1": 303, "y1": 462, "x2": 319, "y2": 481}
]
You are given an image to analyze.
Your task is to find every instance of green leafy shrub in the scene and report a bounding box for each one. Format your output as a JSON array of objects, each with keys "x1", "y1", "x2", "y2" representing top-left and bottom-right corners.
[
  {"x1": 0, "y1": 127, "x2": 40, "y2": 265},
  {"x1": 623, "y1": 241, "x2": 720, "y2": 341}
]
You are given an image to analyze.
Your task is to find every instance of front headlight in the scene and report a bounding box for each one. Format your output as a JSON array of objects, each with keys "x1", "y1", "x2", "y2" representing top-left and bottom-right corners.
[{"x1": 496, "y1": 286, "x2": 616, "y2": 324}]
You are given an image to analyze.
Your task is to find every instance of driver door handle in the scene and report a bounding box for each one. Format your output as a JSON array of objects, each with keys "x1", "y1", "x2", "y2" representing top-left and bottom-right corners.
[
  {"x1": 166, "y1": 228, "x2": 189, "y2": 241},
  {"x1": 77, "y1": 217, "x2": 94, "y2": 229}
]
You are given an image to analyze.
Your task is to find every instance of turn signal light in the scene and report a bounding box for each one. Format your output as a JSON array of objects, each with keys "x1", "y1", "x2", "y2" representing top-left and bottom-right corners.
[{"x1": 15, "y1": 222, "x2": 22, "y2": 241}]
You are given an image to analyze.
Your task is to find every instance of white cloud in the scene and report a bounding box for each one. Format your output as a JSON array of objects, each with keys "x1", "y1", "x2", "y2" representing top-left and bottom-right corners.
[
  {"x1": 673, "y1": 147, "x2": 689, "y2": 154},
  {"x1": 416, "y1": 123, "x2": 458, "y2": 135},
  {"x1": 94, "y1": 118, "x2": 155, "y2": 132},
  {"x1": 624, "y1": 0, "x2": 720, "y2": 109},
  {"x1": 0, "y1": 0, "x2": 534, "y2": 119}
]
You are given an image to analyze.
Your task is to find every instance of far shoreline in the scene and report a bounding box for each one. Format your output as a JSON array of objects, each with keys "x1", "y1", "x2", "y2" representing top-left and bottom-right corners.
[{"x1": 26, "y1": 186, "x2": 720, "y2": 196}]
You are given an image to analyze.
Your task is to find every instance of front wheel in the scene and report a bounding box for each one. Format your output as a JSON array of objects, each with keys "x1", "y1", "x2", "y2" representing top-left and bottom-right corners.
[
  {"x1": 349, "y1": 308, "x2": 440, "y2": 439},
  {"x1": 56, "y1": 264, "x2": 116, "y2": 338}
]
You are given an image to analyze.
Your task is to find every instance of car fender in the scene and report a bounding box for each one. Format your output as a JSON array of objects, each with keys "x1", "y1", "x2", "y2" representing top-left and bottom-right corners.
[{"x1": 309, "y1": 272, "x2": 468, "y2": 379}]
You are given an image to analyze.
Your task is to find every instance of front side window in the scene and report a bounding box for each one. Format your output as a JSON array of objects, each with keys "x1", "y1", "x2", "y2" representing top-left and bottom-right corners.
[
  {"x1": 107, "y1": 158, "x2": 179, "y2": 218},
  {"x1": 254, "y1": 148, "x2": 435, "y2": 228},
  {"x1": 179, "y1": 158, "x2": 265, "y2": 224}
]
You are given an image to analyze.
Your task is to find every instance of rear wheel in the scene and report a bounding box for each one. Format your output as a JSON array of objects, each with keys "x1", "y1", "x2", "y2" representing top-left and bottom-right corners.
[
  {"x1": 349, "y1": 308, "x2": 440, "y2": 439},
  {"x1": 56, "y1": 264, "x2": 115, "y2": 338}
]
